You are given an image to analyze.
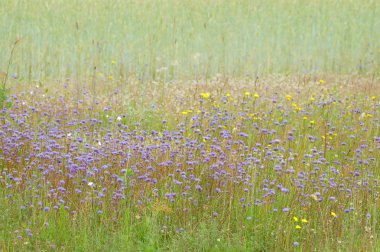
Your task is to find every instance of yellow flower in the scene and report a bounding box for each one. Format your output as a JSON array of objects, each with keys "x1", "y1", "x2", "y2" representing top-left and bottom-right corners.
[
  {"x1": 296, "y1": 225, "x2": 302, "y2": 229},
  {"x1": 244, "y1": 91, "x2": 251, "y2": 96},
  {"x1": 301, "y1": 218, "x2": 308, "y2": 223},
  {"x1": 108, "y1": 75, "x2": 113, "y2": 80},
  {"x1": 310, "y1": 97, "x2": 315, "y2": 102},
  {"x1": 331, "y1": 212, "x2": 337, "y2": 217},
  {"x1": 303, "y1": 116, "x2": 308, "y2": 120},
  {"x1": 286, "y1": 95, "x2": 292, "y2": 101},
  {"x1": 226, "y1": 93, "x2": 231, "y2": 97},
  {"x1": 197, "y1": 110, "x2": 201, "y2": 114},
  {"x1": 292, "y1": 103, "x2": 301, "y2": 112},
  {"x1": 201, "y1": 93, "x2": 210, "y2": 99},
  {"x1": 111, "y1": 59, "x2": 116, "y2": 64},
  {"x1": 319, "y1": 79, "x2": 325, "y2": 84},
  {"x1": 187, "y1": 109, "x2": 193, "y2": 113},
  {"x1": 310, "y1": 120, "x2": 315, "y2": 124},
  {"x1": 372, "y1": 96, "x2": 376, "y2": 101},
  {"x1": 254, "y1": 93, "x2": 259, "y2": 98},
  {"x1": 293, "y1": 216, "x2": 299, "y2": 222},
  {"x1": 182, "y1": 111, "x2": 188, "y2": 115}
]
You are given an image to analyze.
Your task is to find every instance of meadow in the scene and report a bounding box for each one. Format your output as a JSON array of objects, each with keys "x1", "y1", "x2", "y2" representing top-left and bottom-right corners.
[{"x1": 1, "y1": 0, "x2": 380, "y2": 251}]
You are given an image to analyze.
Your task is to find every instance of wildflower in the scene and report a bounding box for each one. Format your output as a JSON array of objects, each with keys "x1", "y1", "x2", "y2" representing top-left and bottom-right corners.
[
  {"x1": 293, "y1": 216, "x2": 299, "y2": 222},
  {"x1": 117, "y1": 116, "x2": 122, "y2": 121},
  {"x1": 196, "y1": 185, "x2": 203, "y2": 191},
  {"x1": 108, "y1": 75, "x2": 113, "y2": 80},
  {"x1": 310, "y1": 97, "x2": 315, "y2": 101},
  {"x1": 244, "y1": 91, "x2": 250, "y2": 96},
  {"x1": 112, "y1": 59, "x2": 116, "y2": 64},
  {"x1": 286, "y1": 95, "x2": 292, "y2": 101},
  {"x1": 301, "y1": 218, "x2": 308, "y2": 223},
  {"x1": 331, "y1": 212, "x2": 337, "y2": 217},
  {"x1": 201, "y1": 93, "x2": 210, "y2": 99},
  {"x1": 182, "y1": 111, "x2": 188, "y2": 115},
  {"x1": 303, "y1": 116, "x2": 308, "y2": 120},
  {"x1": 372, "y1": 96, "x2": 376, "y2": 101},
  {"x1": 254, "y1": 93, "x2": 259, "y2": 98},
  {"x1": 294, "y1": 241, "x2": 300, "y2": 246},
  {"x1": 310, "y1": 120, "x2": 315, "y2": 125},
  {"x1": 359, "y1": 112, "x2": 366, "y2": 120},
  {"x1": 319, "y1": 79, "x2": 325, "y2": 84},
  {"x1": 295, "y1": 225, "x2": 302, "y2": 229},
  {"x1": 292, "y1": 103, "x2": 301, "y2": 112},
  {"x1": 226, "y1": 93, "x2": 231, "y2": 97}
]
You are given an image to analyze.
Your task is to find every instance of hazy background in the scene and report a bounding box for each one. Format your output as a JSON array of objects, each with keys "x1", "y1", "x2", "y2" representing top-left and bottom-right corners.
[{"x1": 1, "y1": 0, "x2": 379, "y2": 81}]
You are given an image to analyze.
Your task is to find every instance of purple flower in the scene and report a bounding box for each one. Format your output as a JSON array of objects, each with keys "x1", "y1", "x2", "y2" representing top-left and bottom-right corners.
[{"x1": 58, "y1": 187, "x2": 66, "y2": 192}]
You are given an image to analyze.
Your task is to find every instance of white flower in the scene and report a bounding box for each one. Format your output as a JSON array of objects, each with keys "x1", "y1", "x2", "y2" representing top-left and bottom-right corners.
[
  {"x1": 359, "y1": 112, "x2": 365, "y2": 120},
  {"x1": 88, "y1": 182, "x2": 95, "y2": 187},
  {"x1": 117, "y1": 116, "x2": 122, "y2": 121}
]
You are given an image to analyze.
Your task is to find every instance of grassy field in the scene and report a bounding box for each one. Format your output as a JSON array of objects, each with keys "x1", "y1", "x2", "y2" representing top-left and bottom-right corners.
[
  {"x1": 1, "y1": 1, "x2": 380, "y2": 251},
  {"x1": 1, "y1": 0, "x2": 379, "y2": 80}
]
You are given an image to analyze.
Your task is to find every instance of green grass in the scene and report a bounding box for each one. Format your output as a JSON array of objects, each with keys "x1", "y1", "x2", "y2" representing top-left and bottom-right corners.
[{"x1": 1, "y1": 0, "x2": 379, "y2": 81}]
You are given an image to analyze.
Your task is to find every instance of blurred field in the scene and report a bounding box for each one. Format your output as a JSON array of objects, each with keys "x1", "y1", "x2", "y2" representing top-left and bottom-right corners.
[{"x1": 1, "y1": 0, "x2": 379, "y2": 81}]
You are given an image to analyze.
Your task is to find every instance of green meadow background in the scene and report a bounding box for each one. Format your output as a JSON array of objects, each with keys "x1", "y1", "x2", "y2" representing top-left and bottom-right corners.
[{"x1": 0, "y1": 0, "x2": 379, "y2": 81}]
